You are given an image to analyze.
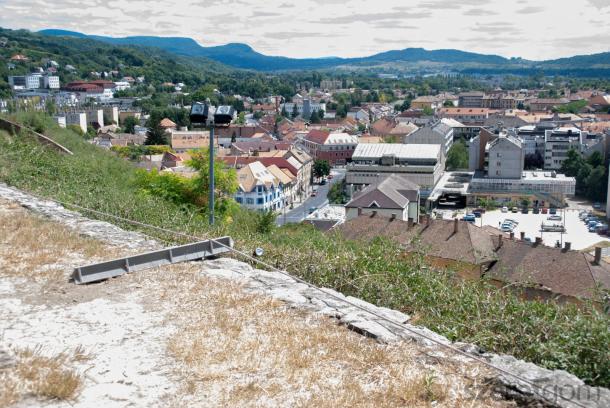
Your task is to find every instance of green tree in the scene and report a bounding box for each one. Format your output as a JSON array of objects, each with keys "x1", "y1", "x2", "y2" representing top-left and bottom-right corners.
[
  {"x1": 560, "y1": 148, "x2": 585, "y2": 177},
  {"x1": 585, "y1": 165, "x2": 607, "y2": 201},
  {"x1": 587, "y1": 150, "x2": 604, "y2": 168},
  {"x1": 309, "y1": 109, "x2": 321, "y2": 124},
  {"x1": 145, "y1": 121, "x2": 168, "y2": 145},
  {"x1": 313, "y1": 159, "x2": 331, "y2": 179},
  {"x1": 256, "y1": 210, "x2": 277, "y2": 234},
  {"x1": 44, "y1": 99, "x2": 56, "y2": 115},
  {"x1": 236, "y1": 111, "x2": 246, "y2": 125},
  {"x1": 445, "y1": 140, "x2": 469, "y2": 170},
  {"x1": 187, "y1": 148, "x2": 239, "y2": 220},
  {"x1": 122, "y1": 116, "x2": 138, "y2": 134},
  {"x1": 422, "y1": 106, "x2": 434, "y2": 115},
  {"x1": 443, "y1": 100, "x2": 454, "y2": 107},
  {"x1": 291, "y1": 104, "x2": 298, "y2": 119}
]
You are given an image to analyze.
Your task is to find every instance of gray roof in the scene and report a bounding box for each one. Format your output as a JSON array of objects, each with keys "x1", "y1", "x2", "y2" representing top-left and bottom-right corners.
[
  {"x1": 352, "y1": 143, "x2": 441, "y2": 160},
  {"x1": 346, "y1": 174, "x2": 419, "y2": 210}
]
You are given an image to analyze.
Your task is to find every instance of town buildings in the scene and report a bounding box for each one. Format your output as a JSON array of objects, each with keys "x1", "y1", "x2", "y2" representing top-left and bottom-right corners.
[
  {"x1": 403, "y1": 120, "x2": 453, "y2": 156},
  {"x1": 346, "y1": 143, "x2": 444, "y2": 194},
  {"x1": 235, "y1": 161, "x2": 286, "y2": 212},
  {"x1": 8, "y1": 73, "x2": 59, "y2": 90},
  {"x1": 301, "y1": 130, "x2": 358, "y2": 165},
  {"x1": 438, "y1": 107, "x2": 489, "y2": 125},
  {"x1": 345, "y1": 174, "x2": 420, "y2": 223},
  {"x1": 458, "y1": 92, "x2": 484, "y2": 108}
]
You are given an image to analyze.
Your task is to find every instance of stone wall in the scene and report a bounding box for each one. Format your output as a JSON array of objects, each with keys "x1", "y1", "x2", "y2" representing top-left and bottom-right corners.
[{"x1": 0, "y1": 182, "x2": 608, "y2": 408}]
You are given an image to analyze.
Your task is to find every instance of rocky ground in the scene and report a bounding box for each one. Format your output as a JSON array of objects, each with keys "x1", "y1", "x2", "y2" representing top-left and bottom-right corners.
[{"x1": 0, "y1": 183, "x2": 608, "y2": 407}]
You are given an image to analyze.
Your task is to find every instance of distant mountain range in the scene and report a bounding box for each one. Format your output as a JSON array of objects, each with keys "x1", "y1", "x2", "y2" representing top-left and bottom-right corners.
[{"x1": 39, "y1": 29, "x2": 610, "y2": 76}]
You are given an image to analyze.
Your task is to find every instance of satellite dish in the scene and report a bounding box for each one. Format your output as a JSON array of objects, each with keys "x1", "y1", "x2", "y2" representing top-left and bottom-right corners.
[{"x1": 254, "y1": 247, "x2": 264, "y2": 257}]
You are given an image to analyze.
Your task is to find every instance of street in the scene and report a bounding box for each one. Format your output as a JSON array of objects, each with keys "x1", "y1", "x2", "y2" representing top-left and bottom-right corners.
[{"x1": 277, "y1": 168, "x2": 345, "y2": 226}]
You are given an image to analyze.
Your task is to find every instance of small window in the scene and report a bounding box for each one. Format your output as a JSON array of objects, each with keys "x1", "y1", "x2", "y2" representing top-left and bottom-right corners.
[{"x1": 257, "y1": 198, "x2": 264, "y2": 205}]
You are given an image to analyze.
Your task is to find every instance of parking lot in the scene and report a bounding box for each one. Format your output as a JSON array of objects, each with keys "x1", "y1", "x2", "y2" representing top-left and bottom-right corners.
[{"x1": 437, "y1": 207, "x2": 610, "y2": 251}]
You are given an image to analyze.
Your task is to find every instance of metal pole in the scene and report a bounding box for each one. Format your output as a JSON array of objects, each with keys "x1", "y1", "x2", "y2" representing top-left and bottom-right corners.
[{"x1": 209, "y1": 126, "x2": 215, "y2": 226}]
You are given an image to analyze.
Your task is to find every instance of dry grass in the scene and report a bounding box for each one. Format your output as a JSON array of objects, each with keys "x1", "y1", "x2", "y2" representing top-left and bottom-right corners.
[
  {"x1": 0, "y1": 200, "x2": 117, "y2": 282},
  {"x1": 149, "y1": 265, "x2": 513, "y2": 408},
  {"x1": 0, "y1": 346, "x2": 91, "y2": 407}
]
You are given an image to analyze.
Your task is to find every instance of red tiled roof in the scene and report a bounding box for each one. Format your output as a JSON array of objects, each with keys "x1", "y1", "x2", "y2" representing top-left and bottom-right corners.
[
  {"x1": 159, "y1": 118, "x2": 177, "y2": 128},
  {"x1": 305, "y1": 129, "x2": 330, "y2": 144}
]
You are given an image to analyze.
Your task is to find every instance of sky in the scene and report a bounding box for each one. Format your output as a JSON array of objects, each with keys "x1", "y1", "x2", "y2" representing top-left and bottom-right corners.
[{"x1": 1, "y1": 0, "x2": 609, "y2": 61}]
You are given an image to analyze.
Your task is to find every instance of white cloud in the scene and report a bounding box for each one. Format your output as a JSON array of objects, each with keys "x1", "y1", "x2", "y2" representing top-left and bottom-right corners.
[{"x1": 0, "y1": 0, "x2": 608, "y2": 60}]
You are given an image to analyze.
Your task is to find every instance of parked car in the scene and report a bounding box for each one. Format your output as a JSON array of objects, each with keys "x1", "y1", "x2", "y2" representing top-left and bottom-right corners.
[
  {"x1": 501, "y1": 223, "x2": 515, "y2": 232},
  {"x1": 311, "y1": 191, "x2": 317, "y2": 197},
  {"x1": 501, "y1": 206, "x2": 508, "y2": 213},
  {"x1": 463, "y1": 214, "x2": 476, "y2": 222},
  {"x1": 521, "y1": 207, "x2": 529, "y2": 214},
  {"x1": 308, "y1": 207, "x2": 317, "y2": 214},
  {"x1": 588, "y1": 220, "x2": 601, "y2": 228},
  {"x1": 547, "y1": 215, "x2": 562, "y2": 221},
  {"x1": 511, "y1": 207, "x2": 519, "y2": 213},
  {"x1": 327, "y1": 174, "x2": 333, "y2": 180},
  {"x1": 541, "y1": 207, "x2": 548, "y2": 214},
  {"x1": 533, "y1": 207, "x2": 540, "y2": 214},
  {"x1": 593, "y1": 202, "x2": 602, "y2": 210},
  {"x1": 588, "y1": 222, "x2": 603, "y2": 232},
  {"x1": 473, "y1": 210, "x2": 483, "y2": 218},
  {"x1": 320, "y1": 179, "x2": 327, "y2": 185}
]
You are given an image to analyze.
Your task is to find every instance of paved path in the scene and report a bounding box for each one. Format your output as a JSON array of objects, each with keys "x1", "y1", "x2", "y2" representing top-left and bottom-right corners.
[{"x1": 277, "y1": 169, "x2": 345, "y2": 225}]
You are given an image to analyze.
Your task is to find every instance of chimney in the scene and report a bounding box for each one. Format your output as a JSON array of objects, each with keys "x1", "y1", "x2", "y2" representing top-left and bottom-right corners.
[
  {"x1": 520, "y1": 231, "x2": 525, "y2": 241},
  {"x1": 454, "y1": 218, "x2": 459, "y2": 233},
  {"x1": 594, "y1": 247, "x2": 602, "y2": 265},
  {"x1": 534, "y1": 237, "x2": 542, "y2": 246},
  {"x1": 564, "y1": 242, "x2": 571, "y2": 251},
  {"x1": 509, "y1": 231, "x2": 515, "y2": 240}
]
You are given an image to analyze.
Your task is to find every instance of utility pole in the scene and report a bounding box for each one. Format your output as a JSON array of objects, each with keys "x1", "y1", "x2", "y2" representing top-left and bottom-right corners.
[{"x1": 208, "y1": 126, "x2": 215, "y2": 226}]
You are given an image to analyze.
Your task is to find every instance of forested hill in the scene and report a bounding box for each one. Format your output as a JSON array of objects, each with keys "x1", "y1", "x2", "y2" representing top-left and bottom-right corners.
[
  {"x1": 0, "y1": 28, "x2": 239, "y2": 97},
  {"x1": 39, "y1": 28, "x2": 610, "y2": 77}
]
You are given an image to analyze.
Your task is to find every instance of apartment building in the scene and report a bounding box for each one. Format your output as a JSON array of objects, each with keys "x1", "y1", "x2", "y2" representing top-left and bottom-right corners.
[
  {"x1": 544, "y1": 128, "x2": 586, "y2": 170},
  {"x1": 346, "y1": 143, "x2": 443, "y2": 193},
  {"x1": 458, "y1": 92, "x2": 484, "y2": 108}
]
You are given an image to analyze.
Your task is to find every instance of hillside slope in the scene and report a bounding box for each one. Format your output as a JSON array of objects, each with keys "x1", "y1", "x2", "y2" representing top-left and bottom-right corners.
[
  {"x1": 0, "y1": 113, "x2": 609, "y2": 389},
  {"x1": 0, "y1": 27, "x2": 234, "y2": 97}
]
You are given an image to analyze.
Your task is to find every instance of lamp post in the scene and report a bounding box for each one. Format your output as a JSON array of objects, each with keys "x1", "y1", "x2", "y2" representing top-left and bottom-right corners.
[
  {"x1": 190, "y1": 102, "x2": 235, "y2": 226},
  {"x1": 208, "y1": 125, "x2": 215, "y2": 225}
]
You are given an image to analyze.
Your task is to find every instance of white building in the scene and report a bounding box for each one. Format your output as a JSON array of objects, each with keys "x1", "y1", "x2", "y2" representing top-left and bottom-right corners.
[
  {"x1": 282, "y1": 99, "x2": 326, "y2": 118},
  {"x1": 347, "y1": 143, "x2": 444, "y2": 194},
  {"x1": 345, "y1": 174, "x2": 420, "y2": 223},
  {"x1": 235, "y1": 162, "x2": 286, "y2": 212},
  {"x1": 113, "y1": 81, "x2": 131, "y2": 91},
  {"x1": 53, "y1": 116, "x2": 67, "y2": 128},
  {"x1": 485, "y1": 135, "x2": 524, "y2": 179},
  {"x1": 65, "y1": 112, "x2": 88, "y2": 133},
  {"x1": 403, "y1": 120, "x2": 454, "y2": 156},
  {"x1": 43, "y1": 75, "x2": 60, "y2": 89},
  {"x1": 544, "y1": 128, "x2": 587, "y2": 170}
]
